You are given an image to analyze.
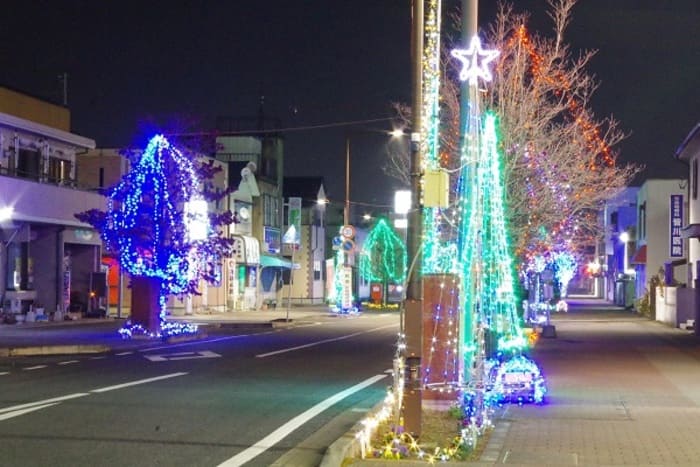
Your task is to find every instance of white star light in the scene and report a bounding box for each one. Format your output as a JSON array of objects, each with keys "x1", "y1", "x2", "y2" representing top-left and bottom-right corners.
[{"x1": 451, "y1": 35, "x2": 500, "y2": 85}]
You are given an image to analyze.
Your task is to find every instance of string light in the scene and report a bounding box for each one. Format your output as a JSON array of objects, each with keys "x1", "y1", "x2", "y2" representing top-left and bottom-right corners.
[
  {"x1": 77, "y1": 134, "x2": 234, "y2": 338},
  {"x1": 451, "y1": 36, "x2": 500, "y2": 84},
  {"x1": 359, "y1": 218, "x2": 407, "y2": 285}
]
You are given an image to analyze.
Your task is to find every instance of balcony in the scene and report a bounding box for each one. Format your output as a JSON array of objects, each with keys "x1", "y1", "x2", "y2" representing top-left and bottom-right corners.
[{"x1": 0, "y1": 172, "x2": 105, "y2": 227}]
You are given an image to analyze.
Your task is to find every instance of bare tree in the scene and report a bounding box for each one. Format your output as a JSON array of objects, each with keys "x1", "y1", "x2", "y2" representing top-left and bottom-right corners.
[{"x1": 385, "y1": 0, "x2": 640, "y2": 263}]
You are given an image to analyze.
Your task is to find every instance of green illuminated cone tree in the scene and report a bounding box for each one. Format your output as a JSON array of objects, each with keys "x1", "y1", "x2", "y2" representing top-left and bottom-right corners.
[{"x1": 359, "y1": 218, "x2": 407, "y2": 306}]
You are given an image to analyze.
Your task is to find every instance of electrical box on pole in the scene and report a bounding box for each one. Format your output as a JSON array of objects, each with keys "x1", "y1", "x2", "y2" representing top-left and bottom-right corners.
[{"x1": 423, "y1": 169, "x2": 449, "y2": 208}]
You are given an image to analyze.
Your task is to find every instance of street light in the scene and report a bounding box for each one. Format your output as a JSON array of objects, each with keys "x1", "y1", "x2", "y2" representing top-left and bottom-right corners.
[
  {"x1": 619, "y1": 231, "x2": 630, "y2": 272},
  {"x1": 0, "y1": 206, "x2": 13, "y2": 222}
]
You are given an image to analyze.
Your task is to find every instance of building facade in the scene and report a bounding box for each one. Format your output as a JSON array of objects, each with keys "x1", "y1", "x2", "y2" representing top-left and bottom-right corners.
[{"x1": 0, "y1": 88, "x2": 104, "y2": 320}]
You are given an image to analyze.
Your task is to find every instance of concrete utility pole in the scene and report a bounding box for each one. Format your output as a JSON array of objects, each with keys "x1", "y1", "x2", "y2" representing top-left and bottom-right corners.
[
  {"x1": 403, "y1": 0, "x2": 424, "y2": 436},
  {"x1": 459, "y1": 0, "x2": 479, "y2": 387},
  {"x1": 459, "y1": 0, "x2": 478, "y2": 136}
]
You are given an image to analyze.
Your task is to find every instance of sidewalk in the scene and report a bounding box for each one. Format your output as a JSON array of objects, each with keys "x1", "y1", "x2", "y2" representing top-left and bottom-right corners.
[
  {"x1": 0, "y1": 304, "x2": 340, "y2": 356},
  {"x1": 337, "y1": 297, "x2": 700, "y2": 466}
]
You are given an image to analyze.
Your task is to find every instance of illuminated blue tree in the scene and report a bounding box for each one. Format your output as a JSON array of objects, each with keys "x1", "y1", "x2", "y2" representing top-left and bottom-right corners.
[{"x1": 77, "y1": 135, "x2": 233, "y2": 337}]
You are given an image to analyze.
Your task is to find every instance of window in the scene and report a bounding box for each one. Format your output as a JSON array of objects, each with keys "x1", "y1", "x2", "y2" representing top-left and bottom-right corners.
[
  {"x1": 48, "y1": 157, "x2": 73, "y2": 184},
  {"x1": 17, "y1": 148, "x2": 40, "y2": 180},
  {"x1": 639, "y1": 202, "x2": 646, "y2": 241},
  {"x1": 263, "y1": 194, "x2": 280, "y2": 227},
  {"x1": 5, "y1": 242, "x2": 32, "y2": 290},
  {"x1": 693, "y1": 159, "x2": 698, "y2": 200}
]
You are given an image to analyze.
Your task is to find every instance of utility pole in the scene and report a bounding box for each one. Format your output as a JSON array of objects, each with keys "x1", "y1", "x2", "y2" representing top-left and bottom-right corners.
[
  {"x1": 459, "y1": 0, "x2": 478, "y2": 136},
  {"x1": 403, "y1": 0, "x2": 424, "y2": 436},
  {"x1": 58, "y1": 72, "x2": 68, "y2": 106},
  {"x1": 459, "y1": 0, "x2": 479, "y2": 387}
]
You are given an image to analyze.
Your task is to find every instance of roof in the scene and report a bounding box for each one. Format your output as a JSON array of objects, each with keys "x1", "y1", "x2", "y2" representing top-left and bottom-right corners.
[
  {"x1": 630, "y1": 245, "x2": 647, "y2": 265},
  {"x1": 0, "y1": 111, "x2": 95, "y2": 149},
  {"x1": 675, "y1": 123, "x2": 700, "y2": 162},
  {"x1": 283, "y1": 176, "x2": 326, "y2": 207}
]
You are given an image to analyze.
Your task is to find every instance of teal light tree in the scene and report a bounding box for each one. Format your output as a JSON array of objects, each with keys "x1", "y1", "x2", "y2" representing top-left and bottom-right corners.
[
  {"x1": 452, "y1": 37, "x2": 526, "y2": 400},
  {"x1": 76, "y1": 135, "x2": 233, "y2": 337},
  {"x1": 359, "y1": 218, "x2": 407, "y2": 306}
]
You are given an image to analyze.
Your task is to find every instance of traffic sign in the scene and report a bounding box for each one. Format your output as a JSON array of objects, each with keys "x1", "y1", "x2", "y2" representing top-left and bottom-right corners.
[{"x1": 341, "y1": 225, "x2": 355, "y2": 239}]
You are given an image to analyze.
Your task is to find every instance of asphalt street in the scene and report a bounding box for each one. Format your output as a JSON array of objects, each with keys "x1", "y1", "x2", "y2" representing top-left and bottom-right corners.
[{"x1": 0, "y1": 312, "x2": 400, "y2": 467}]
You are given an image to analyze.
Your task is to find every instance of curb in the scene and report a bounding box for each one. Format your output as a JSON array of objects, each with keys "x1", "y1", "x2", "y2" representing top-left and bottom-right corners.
[
  {"x1": 0, "y1": 344, "x2": 110, "y2": 357},
  {"x1": 320, "y1": 398, "x2": 388, "y2": 467}
]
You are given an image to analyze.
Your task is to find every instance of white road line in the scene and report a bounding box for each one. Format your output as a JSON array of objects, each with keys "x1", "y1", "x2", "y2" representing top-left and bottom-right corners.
[
  {"x1": 0, "y1": 403, "x2": 59, "y2": 421},
  {"x1": 141, "y1": 332, "x2": 268, "y2": 353},
  {"x1": 90, "y1": 356, "x2": 106, "y2": 360},
  {"x1": 218, "y1": 374, "x2": 387, "y2": 467},
  {"x1": 0, "y1": 372, "x2": 8, "y2": 376},
  {"x1": 58, "y1": 360, "x2": 79, "y2": 365},
  {"x1": 115, "y1": 351, "x2": 133, "y2": 356},
  {"x1": 255, "y1": 323, "x2": 397, "y2": 358},
  {"x1": 0, "y1": 393, "x2": 89, "y2": 414},
  {"x1": 23, "y1": 365, "x2": 47, "y2": 371},
  {"x1": 90, "y1": 372, "x2": 188, "y2": 393}
]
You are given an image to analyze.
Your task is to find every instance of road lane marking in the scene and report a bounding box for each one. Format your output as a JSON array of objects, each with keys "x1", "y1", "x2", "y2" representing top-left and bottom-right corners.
[
  {"x1": 0, "y1": 393, "x2": 89, "y2": 414},
  {"x1": 0, "y1": 403, "x2": 59, "y2": 421},
  {"x1": 1, "y1": 374, "x2": 189, "y2": 422},
  {"x1": 144, "y1": 351, "x2": 221, "y2": 362},
  {"x1": 0, "y1": 372, "x2": 8, "y2": 376},
  {"x1": 115, "y1": 351, "x2": 133, "y2": 356},
  {"x1": 90, "y1": 356, "x2": 106, "y2": 360},
  {"x1": 58, "y1": 360, "x2": 79, "y2": 365},
  {"x1": 218, "y1": 373, "x2": 387, "y2": 467},
  {"x1": 255, "y1": 323, "x2": 397, "y2": 358},
  {"x1": 90, "y1": 372, "x2": 188, "y2": 393},
  {"x1": 23, "y1": 365, "x2": 48, "y2": 371},
  {"x1": 141, "y1": 332, "x2": 272, "y2": 352}
]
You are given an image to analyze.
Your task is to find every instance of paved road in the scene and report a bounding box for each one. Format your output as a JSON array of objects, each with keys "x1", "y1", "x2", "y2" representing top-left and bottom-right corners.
[{"x1": 0, "y1": 312, "x2": 400, "y2": 467}]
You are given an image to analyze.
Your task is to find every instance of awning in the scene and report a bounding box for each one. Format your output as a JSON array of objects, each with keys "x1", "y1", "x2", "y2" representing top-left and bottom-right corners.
[
  {"x1": 260, "y1": 253, "x2": 292, "y2": 269},
  {"x1": 630, "y1": 245, "x2": 647, "y2": 265}
]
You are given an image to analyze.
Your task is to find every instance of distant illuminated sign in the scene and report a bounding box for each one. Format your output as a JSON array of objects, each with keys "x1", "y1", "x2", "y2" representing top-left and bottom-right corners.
[
  {"x1": 185, "y1": 199, "x2": 209, "y2": 241},
  {"x1": 670, "y1": 194, "x2": 683, "y2": 258},
  {"x1": 394, "y1": 190, "x2": 411, "y2": 215}
]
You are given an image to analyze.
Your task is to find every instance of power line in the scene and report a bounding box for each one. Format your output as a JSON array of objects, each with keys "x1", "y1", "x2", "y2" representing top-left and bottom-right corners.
[{"x1": 167, "y1": 117, "x2": 397, "y2": 138}]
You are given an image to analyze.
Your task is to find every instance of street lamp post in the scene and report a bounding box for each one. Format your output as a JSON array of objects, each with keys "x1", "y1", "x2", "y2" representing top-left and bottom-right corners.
[{"x1": 345, "y1": 137, "x2": 351, "y2": 227}]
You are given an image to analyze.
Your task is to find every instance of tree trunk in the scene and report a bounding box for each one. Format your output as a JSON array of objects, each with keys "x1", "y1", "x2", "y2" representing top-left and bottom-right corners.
[{"x1": 130, "y1": 275, "x2": 162, "y2": 333}]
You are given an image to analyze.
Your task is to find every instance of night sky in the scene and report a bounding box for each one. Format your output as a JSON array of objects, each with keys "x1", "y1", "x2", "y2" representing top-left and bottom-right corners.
[{"x1": 2, "y1": 1, "x2": 698, "y2": 210}]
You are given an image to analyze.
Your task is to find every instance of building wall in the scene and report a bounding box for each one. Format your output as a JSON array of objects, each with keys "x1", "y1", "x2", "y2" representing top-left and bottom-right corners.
[
  {"x1": 77, "y1": 148, "x2": 128, "y2": 189},
  {"x1": 637, "y1": 179, "x2": 688, "y2": 294},
  {"x1": 0, "y1": 87, "x2": 70, "y2": 131}
]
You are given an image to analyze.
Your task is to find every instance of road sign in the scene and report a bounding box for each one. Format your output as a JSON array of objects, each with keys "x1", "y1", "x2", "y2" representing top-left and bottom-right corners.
[
  {"x1": 341, "y1": 225, "x2": 355, "y2": 239},
  {"x1": 287, "y1": 197, "x2": 302, "y2": 244}
]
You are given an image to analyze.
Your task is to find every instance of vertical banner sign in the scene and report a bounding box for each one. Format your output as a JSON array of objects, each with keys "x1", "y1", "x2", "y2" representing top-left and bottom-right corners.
[
  {"x1": 287, "y1": 197, "x2": 302, "y2": 245},
  {"x1": 670, "y1": 194, "x2": 683, "y2": 258}
]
